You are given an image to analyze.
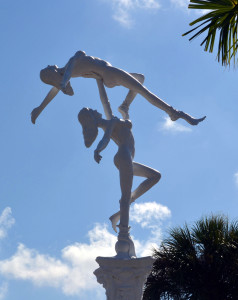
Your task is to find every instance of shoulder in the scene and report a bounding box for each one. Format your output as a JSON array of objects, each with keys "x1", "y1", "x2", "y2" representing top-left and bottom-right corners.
[
  {"x1": 107, "y1": 116, "x2": 121, "y2": 129},
  {"x1": 115, "y1": 118, "x2": 132, "y2": 129},
  {"x1": 109, "y1": 117, "x2": 132, "y2": 128},
  {"x1": 74, "y1": 50, "x2": 86, "y2": 58},
  {"x1": 124, "y1": 119, "x2": 132, "y2": 129},
  {"x1": 111, "y1": 116, "x2": 120, "y2": 124}
]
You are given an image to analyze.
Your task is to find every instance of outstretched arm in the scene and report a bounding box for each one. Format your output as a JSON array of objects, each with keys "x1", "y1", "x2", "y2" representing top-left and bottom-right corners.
[
  {"x1": 31, "y1": 87, "x2": 59, "y2": 124},
  {"x1": 94, "y1": 118, "x2": 117, "y2": 163}
]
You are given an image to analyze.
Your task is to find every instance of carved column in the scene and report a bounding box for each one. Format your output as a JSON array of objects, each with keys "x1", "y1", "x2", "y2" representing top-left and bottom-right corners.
[{"x1": 94, "y1": 256, "x2": 154, "y2": 300}]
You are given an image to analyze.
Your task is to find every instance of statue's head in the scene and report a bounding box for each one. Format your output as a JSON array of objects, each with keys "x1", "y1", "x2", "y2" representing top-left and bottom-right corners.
[
  {"x1": 40, "y1": 65, "x2": 74, "y2": 96},
  {"x1": 78, "y1": 108, "x2": 102, "y2": 148}
]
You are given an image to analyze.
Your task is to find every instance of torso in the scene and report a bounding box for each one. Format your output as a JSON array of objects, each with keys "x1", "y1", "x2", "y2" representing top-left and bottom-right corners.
[
  {"x1": 110, "y1": 119, "x2": 135, "y2": 159},
  {"x1": 71, "y1": 51, "x2": 111, "y2": 77},
  {"x1": 69, "y1": 51, "x2": 121, "y2": 88}
]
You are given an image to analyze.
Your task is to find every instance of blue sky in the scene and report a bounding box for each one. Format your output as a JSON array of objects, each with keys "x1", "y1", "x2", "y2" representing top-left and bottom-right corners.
[{"x1": 1, "y1": 0, "x2": 238, "y2": 299}]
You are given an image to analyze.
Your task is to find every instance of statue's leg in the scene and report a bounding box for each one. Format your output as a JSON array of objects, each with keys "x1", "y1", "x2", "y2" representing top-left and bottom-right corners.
[
  {"x1": 106, "y1": 67, "x2": 206, "y2": 125},
  {"x1": 118, "y1": 73, "x2": 145, "y2": 120},
  {"x1": 122, "y1": 78, "x2": 206, "y2": 125},
  {"x1": 130, "y1": 162, "x2": 161, "y2": 203},
  {"x1": 110, "y1": 162, "x2": 161, "y2": 232},
  {"x1": 113, "y1": 148, "x2": 136, "y2": 258},
  {"x1": 113, "y1": 147, "x2": 133, "y2": 230}
]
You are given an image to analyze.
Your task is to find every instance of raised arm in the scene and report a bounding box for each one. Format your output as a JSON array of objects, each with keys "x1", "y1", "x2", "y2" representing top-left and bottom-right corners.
[
  {"x1": 60, "y1": 57, "x2": 76, "y2": 93},
  {"x1": 94, "y1": 118, "x2": 117, "y2": 163},
  {"x1": 96, "y1": 79, "x2": 113, "y2": 120}
]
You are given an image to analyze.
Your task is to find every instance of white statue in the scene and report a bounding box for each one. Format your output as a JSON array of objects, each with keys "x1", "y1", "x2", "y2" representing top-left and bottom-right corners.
[
  {"x1": 32, "y1": 51, "x2": 206, "y2": 296},
  {"x1": 31, "y1": 50, "x2": 206, "y2": 125},
  {"x1": 78, "y1": 107, "x2": 161, "y2": 257}
]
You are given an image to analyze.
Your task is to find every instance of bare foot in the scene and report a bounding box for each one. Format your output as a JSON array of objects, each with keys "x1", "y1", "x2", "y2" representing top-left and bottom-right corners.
[
  {"x1": 109, "y1": 212, "x2": 120, "y2": 233},
  {"x1": 178, "y1": 111, "x2": 206, "y2": 125},
  {"x1": 168, "y1": 107, "x2": 206, "y2": 126},
  {"x1": 31, "y1": 107, "x2": 41, "y2": 124},
  {"x1": 118, "y1": 105, "x2": 129, "y2": 120}
]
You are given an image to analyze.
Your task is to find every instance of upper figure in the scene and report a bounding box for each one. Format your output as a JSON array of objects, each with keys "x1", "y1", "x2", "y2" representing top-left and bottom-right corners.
[{"x1": 31, "y1": 50, "x2": 206, "y2": 124}]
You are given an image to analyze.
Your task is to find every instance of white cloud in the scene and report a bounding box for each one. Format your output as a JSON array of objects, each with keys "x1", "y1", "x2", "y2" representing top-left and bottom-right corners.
[
  {"x1": 158, "y1": 116, "x2": 192, "y2": 133},
  {"x1": 135, "y1": 228, "x2": 162, "y2": 257},
  {"x1": 101, "y1": 0, "x2": 160, "y2": 27},
  {"x1": 234, "y1": 172, "x2": 238, "y2": 186},
  {"x1": 0, "y1": 244, "x2": 70, "y2": 287},
  {"x1": 170, "y1": 0, "x2": 189, "y2": 9},
  {"x1": 0, "y1": 202, "x2": 171, "y2": 297},
  {"x1": 131, "y1": 202, "x2": 171, "y2": 256},
  {"x1": 0, "y1": 224, "x2": 116, "y2": 297},
  {"x1": 60, "y1": 224, "x2": 116, "y2": 295},
  {"x1": 0, "y1": 282, "x2": 8, "y2": 300},
  {"x1": 170, "y1": 0, "x2": 210, "y2": 15},
  {"x1": 131, "y1": 202, "x2": 171, "y2": 228},
  {"x1": 0, "y1": 207, "x2": 15, "y2": 240}
]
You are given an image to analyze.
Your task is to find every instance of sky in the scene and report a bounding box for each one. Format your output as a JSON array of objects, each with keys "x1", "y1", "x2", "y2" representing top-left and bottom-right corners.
[{"x1": 0, "y1": 0, "x2": 238, "y2": 299}]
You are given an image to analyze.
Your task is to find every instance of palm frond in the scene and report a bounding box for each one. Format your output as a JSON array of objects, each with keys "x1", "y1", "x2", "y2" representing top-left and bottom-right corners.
[
  {"x1": 143, "y1": 215, "x2": 238, "y2": 300},
  {"x1": 183, "y1": 0, "x2": 238, "y2": 66}
]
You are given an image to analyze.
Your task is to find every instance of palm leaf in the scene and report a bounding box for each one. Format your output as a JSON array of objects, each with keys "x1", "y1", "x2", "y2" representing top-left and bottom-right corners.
[{"x1": 183, "y1": 0, "x2": 238, "y2": 66}]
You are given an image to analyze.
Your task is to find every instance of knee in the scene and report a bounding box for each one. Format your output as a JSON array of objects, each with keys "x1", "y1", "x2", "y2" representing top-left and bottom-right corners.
[
  {"x1": 137, "y1": 73, "x2": 145, "y2": 84},
  {"x1": 152, "y1": 171, "x2": 161, "y2": 184}
]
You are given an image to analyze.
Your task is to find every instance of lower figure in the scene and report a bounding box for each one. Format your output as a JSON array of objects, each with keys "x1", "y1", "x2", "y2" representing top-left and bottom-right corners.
[{"x1": 110, "y1": 162, "x2": 161, "y2": 232}]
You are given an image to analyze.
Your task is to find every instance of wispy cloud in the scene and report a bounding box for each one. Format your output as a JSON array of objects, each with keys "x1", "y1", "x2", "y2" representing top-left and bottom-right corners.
[
  {"x1": 170, "y1": 0, "x2": 189, "y2": 9},
  {"x1": 131, "y1": 202, "x2": 171, "y2": 228},
  {"x1": 131, "y1": 202, "x2": 171, "y2": 256},
  {"x1": 234, "y1": 172, "x2": 238, "y2": 186},
  {"x1": 170, "y1": 0, "x2": 210, "y2": 15},
  {"x1": 0, "y1": 282, "x2": 8, "y2": 300},
  {"x1": 0, "y1": 224, "x2": 116, "y2": 297},
  {"x1": 101, "y1": 0, "x2": 160, "y2": 27},
  {"x1": 0, "y1": 207, "x2": 15, "y2": 240},
  {"x1": 0, "y1": 202, "x2": 171, "y2": 297},
  {"x1": 158, "y1": 117, "x2": 192, "y2": 133}
]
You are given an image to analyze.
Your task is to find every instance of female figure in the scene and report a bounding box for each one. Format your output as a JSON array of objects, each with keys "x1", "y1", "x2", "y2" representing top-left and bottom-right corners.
[
  {"x1": 78, "y1": 107, "x2": 161, "y2": 235},
  {"x1": 31, "y1": 50, "x2": 205, "y2": 125}
]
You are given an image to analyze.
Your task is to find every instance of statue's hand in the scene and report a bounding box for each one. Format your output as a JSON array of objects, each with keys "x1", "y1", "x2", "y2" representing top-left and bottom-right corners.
[
  {"x1": 94, "y1": 150, "x2": 102, "y2": 164},
  {"x1": 31, "y1": 107, "x2": 41, "y2": 124}
]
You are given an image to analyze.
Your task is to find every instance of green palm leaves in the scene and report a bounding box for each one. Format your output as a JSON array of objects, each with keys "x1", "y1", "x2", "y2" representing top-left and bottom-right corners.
[
  {"x1": 183, "y1": 0, "x2": 238, "y2": 66},
  {"x1": 143, "y1": 215, "x2": 238, "y2": 300}
]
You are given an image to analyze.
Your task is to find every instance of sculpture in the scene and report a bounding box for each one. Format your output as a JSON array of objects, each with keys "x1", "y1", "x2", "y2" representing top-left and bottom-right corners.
[
  {"x1": 31, "y1": 50, "x2": 206, "y2": 125},
  {"x1": 32, "y1": 51, "x2": 207, "y2": 299},
  {"x1": 78, "y1": 107, "x2": 161, "y2": 258}
]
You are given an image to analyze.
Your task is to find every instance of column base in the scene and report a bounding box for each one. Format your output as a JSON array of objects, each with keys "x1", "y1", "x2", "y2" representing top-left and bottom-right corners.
[{"x1": 94, "y1": 256, "x2": 154, "y2": 300}]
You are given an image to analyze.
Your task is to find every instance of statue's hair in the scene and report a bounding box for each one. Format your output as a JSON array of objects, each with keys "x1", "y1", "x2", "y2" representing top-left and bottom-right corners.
[
  {"x1": 78, "y1": 108, "x2": 98, "y2": 148},
  {"x1": 40, "y1": 66, "x2": 74, "y2": 96}
]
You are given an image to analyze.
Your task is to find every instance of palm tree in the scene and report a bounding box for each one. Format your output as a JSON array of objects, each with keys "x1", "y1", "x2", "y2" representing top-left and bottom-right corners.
[
  {"x1": 183, "y1": 0, "x2": 238, "y2": 66},
  {"x1": 143, "y1": 215, "x2": 238, "y2": 300}
]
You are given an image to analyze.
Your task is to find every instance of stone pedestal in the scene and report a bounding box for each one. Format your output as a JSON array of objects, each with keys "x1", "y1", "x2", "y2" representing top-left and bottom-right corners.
[{"x1": 94, "y1": 256, "x2": 154, "y2": 300}]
